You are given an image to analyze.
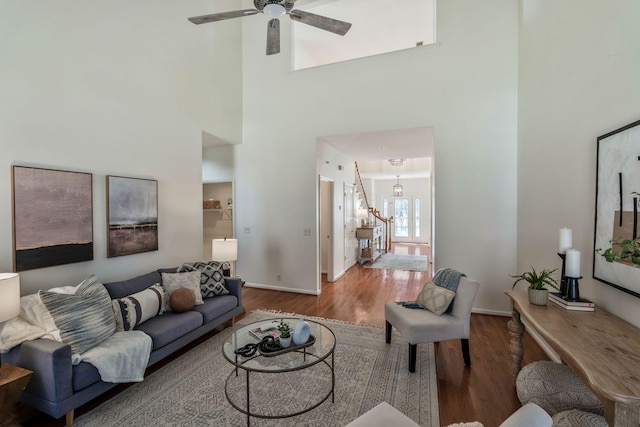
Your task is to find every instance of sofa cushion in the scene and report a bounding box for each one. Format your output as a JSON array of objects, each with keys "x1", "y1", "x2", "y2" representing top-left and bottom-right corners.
[
  {"x1": 177, "y1": 262, "x2": 229, "y2": 298},
  {"x1": 191, "y1": 295, "x2": 238, "y2": 323},
  {"x1": 72, "y1": 361, "x2": 101, "y2": 392},
  {"x1": 161, "y1": 271, "x2": 204, "y2": 307},
  {"x1": 135, "y1": 311, "x2": 202, "y2": 351},
  {"x1": 39, "y1": 275, "x2": 116, "y2": 355},
  {"x1": 112, "y1": 283, "x2": 166, "y2": 331},
  {"x1": 104, "y1": 271, "x2": 162, "y2": 299}
]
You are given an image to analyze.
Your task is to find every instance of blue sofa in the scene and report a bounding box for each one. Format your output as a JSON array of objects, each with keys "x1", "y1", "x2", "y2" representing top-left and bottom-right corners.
[{"x1": 4, "y1": 268, "x2": 244, "y2": 426}]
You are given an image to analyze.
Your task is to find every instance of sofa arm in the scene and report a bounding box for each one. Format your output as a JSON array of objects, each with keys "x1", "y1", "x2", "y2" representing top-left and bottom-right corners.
[
  {"x1": 224, "y1": 277, "x2": 243, "y2": 308},
  {"x1": 16, "y1": 338, "x2": 73, "y2": 403}
]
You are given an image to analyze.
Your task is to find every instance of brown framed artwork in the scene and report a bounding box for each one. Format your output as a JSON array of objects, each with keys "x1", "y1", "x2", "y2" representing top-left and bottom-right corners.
[
  {"x1": 12, "y1": 165, "x2": 94, "y2": 271},
  {"x1": 593, "y1": 118, "x2": 640, "y2": 298},
  {"x1": 107, "y1": 175, "x2": 158, "y2": 258}
]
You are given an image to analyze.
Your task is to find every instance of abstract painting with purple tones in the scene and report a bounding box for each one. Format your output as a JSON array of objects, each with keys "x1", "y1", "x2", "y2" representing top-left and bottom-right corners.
[{"x1": 12, "y1": 166, "x2": 93, "y2": 271}]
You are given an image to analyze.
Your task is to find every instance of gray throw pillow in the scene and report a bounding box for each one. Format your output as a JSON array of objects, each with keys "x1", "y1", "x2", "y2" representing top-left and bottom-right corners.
[
  {"x1": 39, "y1": 275, "x2": 116, "y2": 355},
  {"x1": 416, "y1": 281, "x2": 456, "y2": 316},
  {"x1": 177, "y1": 261, "x2": 229, "y2": 298},
  {"x1": 161, "y1": 271, "x2": 204, "y2": 307}
]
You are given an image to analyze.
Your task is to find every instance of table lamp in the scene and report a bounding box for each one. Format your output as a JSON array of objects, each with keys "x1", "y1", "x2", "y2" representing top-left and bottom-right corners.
[
  {"x1": 0, "y1": 272, "x2": 33, "y2": 426},
  {"x1": 212, "y1": 238, "x2": 238, "y2": 277},
  {"x1": 0, "y1": 273, "x2": 20, "y2": 324}
]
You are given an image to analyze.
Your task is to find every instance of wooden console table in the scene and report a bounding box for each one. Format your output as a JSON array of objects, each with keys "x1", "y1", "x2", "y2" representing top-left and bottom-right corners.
[{"x1": 505, "y1": 290, "x2": 640, "y2": 426}]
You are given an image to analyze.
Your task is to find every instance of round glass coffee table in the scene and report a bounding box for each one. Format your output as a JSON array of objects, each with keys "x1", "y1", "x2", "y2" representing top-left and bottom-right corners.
[{"x1": 222, "y1": 317, "x2": 336, "y2": 426}]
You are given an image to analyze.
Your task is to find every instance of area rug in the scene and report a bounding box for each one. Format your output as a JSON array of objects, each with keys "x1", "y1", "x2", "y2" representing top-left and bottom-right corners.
[
  {"x1": 365, "y1": 253, "x2": 429, "y2": 272},
  {"x1": 74, "y1": 310, "x2": 439, "y2": 426}
]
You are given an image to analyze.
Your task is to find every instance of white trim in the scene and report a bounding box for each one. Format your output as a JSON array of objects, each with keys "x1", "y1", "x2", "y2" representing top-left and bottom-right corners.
[{"x1": 244, "y1": 282, "x2": 320, "y2": 296}]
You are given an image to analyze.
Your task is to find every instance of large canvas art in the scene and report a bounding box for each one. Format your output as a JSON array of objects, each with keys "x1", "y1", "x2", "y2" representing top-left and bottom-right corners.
[
  {"x1": 107, "y1": 175, "x2": 158, "y2": 258},
  {"x1": 12, "y1": 166, "x2": 94, "y2": 271},
  {"x1": 594, "y1": 119, "x2": 640, "y2": 298}
]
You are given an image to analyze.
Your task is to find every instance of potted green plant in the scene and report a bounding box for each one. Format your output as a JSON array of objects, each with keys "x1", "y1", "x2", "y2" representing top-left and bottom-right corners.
[
  {"x1": 510, "y1": 267, "x2": 559, "y2": 306},
  {"x1": 278, "y1": 321, "x2": 292, "y2": 348}
]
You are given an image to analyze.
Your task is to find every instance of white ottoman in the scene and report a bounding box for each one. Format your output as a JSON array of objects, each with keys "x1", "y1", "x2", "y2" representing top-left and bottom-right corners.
[
  {"x1": 516, "y1": 361, "x2": 604, "y2": 416},
  {"x1": 345, "y1": 402, "x2": 420, "y2": 427}
]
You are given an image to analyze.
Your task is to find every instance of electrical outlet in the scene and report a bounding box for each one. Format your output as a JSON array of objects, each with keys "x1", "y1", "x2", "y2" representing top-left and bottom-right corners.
[
  {"x1": 304, "y1": 228, "x2": 311, "y2": 236},
  {"x1": 244, "y1": 226, "x2": 251, "y2": 233}
]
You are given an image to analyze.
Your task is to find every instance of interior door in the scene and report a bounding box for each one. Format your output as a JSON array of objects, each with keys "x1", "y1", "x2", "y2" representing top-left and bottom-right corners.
[{"x1": 344, "y1": 184, "x2": 357, "y2": 268}]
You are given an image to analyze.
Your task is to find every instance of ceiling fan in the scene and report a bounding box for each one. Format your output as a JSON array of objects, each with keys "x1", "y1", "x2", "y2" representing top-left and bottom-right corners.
[{"x1": 188, "y1": 0, "x2": 352, "y2": 56}]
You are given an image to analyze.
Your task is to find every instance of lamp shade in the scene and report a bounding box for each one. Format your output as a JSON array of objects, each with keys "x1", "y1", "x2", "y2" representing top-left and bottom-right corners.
[
  {"x1": 211, "y1": 239, "x2": 238, "y2": 262},
  {"x1": 0, "y1": 273, "x2": 20, "y2": 323}
]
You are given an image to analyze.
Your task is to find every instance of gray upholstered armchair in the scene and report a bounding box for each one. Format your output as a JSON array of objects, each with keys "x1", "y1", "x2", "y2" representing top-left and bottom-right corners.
[{"x1": 384, "y1": 276, "x2": 480, "y2": 372}]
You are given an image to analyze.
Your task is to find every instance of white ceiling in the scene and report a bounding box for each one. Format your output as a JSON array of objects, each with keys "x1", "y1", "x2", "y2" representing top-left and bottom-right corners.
[
  {"x1": 293, "y1": 0, "x2": 435, "y2": 70},
  {"x1": 319, "y1": 127, "x2": 434, "y2": 179},
  {"x1": 319, "y1": 127, "x2": 433, "y2": 161}
]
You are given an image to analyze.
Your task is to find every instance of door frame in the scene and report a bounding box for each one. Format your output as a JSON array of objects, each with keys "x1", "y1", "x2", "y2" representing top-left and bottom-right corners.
[{"x1": 318, "y1": 176, "x2": 334, "y2": 291}]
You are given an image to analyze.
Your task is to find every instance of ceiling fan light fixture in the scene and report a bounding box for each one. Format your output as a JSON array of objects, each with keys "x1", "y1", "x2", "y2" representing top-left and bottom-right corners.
[{"x1": 264, "y1": 3, "x2": 286, "y2": 18}]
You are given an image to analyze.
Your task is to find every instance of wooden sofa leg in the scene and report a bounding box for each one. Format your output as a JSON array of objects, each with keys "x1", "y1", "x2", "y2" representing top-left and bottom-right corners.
[
  {"x1": 461, "y1": 339, "x2": 471, "y2": 366},
  {"x1": 65, "y1": 409, "x2": 74, "y2": 426},
  {"x1": 409, "y1": 343, "x2": 417, "y2": 373},
  {"x1": 385, "y1": 321, "x2": 392, "y2": 344}
]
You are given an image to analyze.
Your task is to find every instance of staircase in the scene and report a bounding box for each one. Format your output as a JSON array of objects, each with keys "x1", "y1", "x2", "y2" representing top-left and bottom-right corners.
[{"x1": 355, "y1": 162, "x2": 392, "y2": 253}]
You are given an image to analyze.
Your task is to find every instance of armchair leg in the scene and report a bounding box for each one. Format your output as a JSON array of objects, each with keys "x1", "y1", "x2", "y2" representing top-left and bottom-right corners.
[
  {"x1": 461, "y1": 339, "x2": 470, "y2": 366},
  {"x1": 385, "y1": 321, "x2": 392, "y2": 344},
  {"x1": 409, "y1": 343, "x2": 417, "y2": 373}
]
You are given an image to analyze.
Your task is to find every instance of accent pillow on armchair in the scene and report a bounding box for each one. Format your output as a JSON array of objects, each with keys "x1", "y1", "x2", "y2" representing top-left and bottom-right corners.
[{"x1": 416, "y1": 281, "x2": 456, "y2": 316}]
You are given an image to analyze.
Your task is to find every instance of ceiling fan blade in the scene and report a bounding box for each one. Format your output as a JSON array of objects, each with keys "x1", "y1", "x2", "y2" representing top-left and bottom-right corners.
[
  {"x1": 188, "y1": 9, "x2": 259, "y2": 24},
  {"x1": 266, "y1": 19, "x2": 281, "y2": 55},
  {"x1": 289, "y1": 9, "x2": 351, "y2": 36}
]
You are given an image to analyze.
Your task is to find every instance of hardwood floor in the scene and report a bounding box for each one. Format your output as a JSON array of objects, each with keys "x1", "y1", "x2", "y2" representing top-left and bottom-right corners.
[
  {"x1": 241, "y1": 243, "x2": 550, "y2": 426},
  {"x1": 15, "y1": 243, "x2": 549, "y2": 426}
]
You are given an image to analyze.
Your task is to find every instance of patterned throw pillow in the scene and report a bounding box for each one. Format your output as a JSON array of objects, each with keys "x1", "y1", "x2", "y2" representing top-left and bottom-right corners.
[
  {"x1": 161, "y1": 271, "x2": 204, "y2": 307},
  {"x1": 39, "y1": 275, "x2": 116, "y2": 355},
  {"x1": 177, "y1": 261, "x2": 229, "y2": 298},
  {"x1": 416, "y1": 281, "x2": 456, "y2": 316},
  {"x1": 112, "y1": 283, "x2": 166, "y2": 331}
]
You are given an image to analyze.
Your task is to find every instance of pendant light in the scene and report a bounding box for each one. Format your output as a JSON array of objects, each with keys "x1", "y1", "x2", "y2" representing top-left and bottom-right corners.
[{"x1": 393, "y1": 175, "x2": 403, "y2": 197}]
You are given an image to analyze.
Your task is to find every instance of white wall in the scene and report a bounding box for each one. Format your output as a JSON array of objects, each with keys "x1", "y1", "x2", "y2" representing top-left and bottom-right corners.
[
  {"x1": 234, "y1": 0, "x2": 518, "y2": 312},
  {"x1": 0, "y1": 0, "x2": 241, "y2": 295},
  {"x1": 518, "y1": 0, "x2": 640, "y2": 326}
]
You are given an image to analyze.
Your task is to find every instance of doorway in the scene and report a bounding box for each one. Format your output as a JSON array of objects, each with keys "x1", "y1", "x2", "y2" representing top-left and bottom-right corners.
[
  {"x1": 319, "y1": 176, "x2": 334, "y2": 286},
  {"x1": 202, "y1": 181, "x2": 234, "y2": 260}
]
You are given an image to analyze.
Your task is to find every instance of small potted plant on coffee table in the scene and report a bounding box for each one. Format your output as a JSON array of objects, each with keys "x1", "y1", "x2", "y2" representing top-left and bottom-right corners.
[
  {"x1": 510, "y1": 267, "x2": 559, "y2": 306},
  {"x1": 278, "y1": 321, "x2": 292, "y2": 348}
]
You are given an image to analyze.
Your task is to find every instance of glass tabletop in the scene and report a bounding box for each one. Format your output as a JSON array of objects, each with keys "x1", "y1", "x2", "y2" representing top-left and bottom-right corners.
[{"x1": 222, "y1": 317, "x2": 336, "y2": 373}]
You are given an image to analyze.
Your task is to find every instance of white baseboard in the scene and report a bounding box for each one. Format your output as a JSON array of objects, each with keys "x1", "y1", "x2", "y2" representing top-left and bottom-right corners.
[
  {"x1": 243, "y1": 282, "x2": 320, "y2": 296},
  {"x1": 472, "y1": 308, "x2": 511, "y2": 316}
]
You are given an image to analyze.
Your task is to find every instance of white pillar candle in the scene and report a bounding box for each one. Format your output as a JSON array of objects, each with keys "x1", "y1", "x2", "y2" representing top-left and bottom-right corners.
[
  {"x1": 566, "y1": 249, "x2": 581, "y2": 278},
  {"x1": 559, "y1": 228, "x2": 572, "y2": 254}
]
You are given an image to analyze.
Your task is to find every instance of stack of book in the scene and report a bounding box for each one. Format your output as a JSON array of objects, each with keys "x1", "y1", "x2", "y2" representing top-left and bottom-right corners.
[{"x1": 548, "y1": 292, "x2": 595, "y2": 311}]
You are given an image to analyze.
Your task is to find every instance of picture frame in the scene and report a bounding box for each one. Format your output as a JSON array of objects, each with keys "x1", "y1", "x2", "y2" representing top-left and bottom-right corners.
[
  {"x1": 12, "y1": 165, "x2": 94, "y2": 271},
  {"x1": 593, "y1": 119, "x2": 640, "y2": 298},
  {"x1": 107, "y1": 175, "x2": 158, "y2": 258}
]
